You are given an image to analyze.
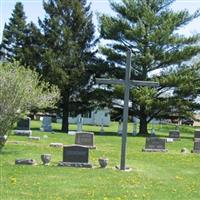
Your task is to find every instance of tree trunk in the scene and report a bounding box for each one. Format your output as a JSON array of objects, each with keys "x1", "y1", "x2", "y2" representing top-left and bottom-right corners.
[
  {"x1": 61, "y1": 92, "x2": 69, "y2": 133},
  {"x1": 138, "y1": 106, "x2": 148, "y2": 135}
]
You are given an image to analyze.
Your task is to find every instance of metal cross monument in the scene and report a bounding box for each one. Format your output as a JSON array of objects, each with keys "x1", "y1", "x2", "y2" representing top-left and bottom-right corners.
[{"x1": 96, "y1": 49, "x2": 159, "y2": 170}]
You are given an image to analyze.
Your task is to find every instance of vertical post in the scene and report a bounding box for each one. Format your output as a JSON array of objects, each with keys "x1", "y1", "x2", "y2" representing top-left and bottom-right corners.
[{"x1": 120, "y1": 49, "x2": 132, "y2": 170}]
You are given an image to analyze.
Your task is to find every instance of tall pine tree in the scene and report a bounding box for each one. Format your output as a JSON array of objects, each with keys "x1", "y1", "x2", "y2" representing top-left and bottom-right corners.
[
  {"x1": 99, "y1": 0, "x2": 200, "y2": 135},
  {"x1": 39, "y1": 0, "x2": 97, "y2": 132},
  {"x1": 0, "y1": 2, "x2": 27, "y2": 61}
]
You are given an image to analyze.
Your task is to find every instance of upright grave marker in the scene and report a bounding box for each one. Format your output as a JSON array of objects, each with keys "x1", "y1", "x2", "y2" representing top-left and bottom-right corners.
[
  {"x1": 41, "y1": 116, "x2": 52, "y2": 132},
  {"x1": 58, "y1": 145, "x2": 92, "y2": 168},
  {"x1": 169, "y1": 130, "x2": 180, "y2": 141},
  {"x1": 191, "y1": 141, "x2": 200, "y2": 153},
  {"x1": 96, "y1": 50, "x2": 159, "y2": 170},
  {"x1": 194, "y1": 130, "x2": 200, "y2": 141},
  {"x1": 75, "y1": 132, "x2": 95, "y2": 149},
  {"x1": 77, "y1": 114, "x2": 83, "y2": 132},
  {"x1": 142, "y1": 137, "x2": 167, "y2": 152},
  {"x1": 14, "y1": 117, "x2": 32, "y2": 136}
]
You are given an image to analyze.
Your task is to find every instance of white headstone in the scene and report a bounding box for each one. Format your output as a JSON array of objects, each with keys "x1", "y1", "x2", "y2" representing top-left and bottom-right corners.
[
  {"x1": 118, "y1": 120, "x2": 123, "y2": 135},
  {"x1": 41, "y1": 116, "x2": 52, "y2": 132},
  {"x1": 100, "y1": 117, "x2": 104, "y2": 134},
  {"x1": 77, "y1": 114, "x2": 83, "y2": 132}
]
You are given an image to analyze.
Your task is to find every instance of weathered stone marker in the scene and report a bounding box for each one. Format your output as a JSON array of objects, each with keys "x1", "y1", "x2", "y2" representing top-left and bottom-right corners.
[
  {"x1": 17, "y1": 118, "x2": 31, "y2": 130},
  {"x1": 75, "y1": 132, "x2": 95, "y2": 149},
  {"x1": 96, "y1": 50, "x2": 159, "y2": 170},
  {"x1": 41, "y1": 116, "x2": 52, "y2": 132},
  {"x1": 169, "y1": 130, "x2": 180, "y2": 141},
  {"x1": 191, "y1": 141, "x2": 200, "y2": 153},
  {"x1": 194, "y1": 130, "x2": 200, "y2": 141},
  {"x1": 142, "y1": 137, "x2": 168, "y2": 152},
  {"x1": 14, "y1": 117, "x2": 32, "y2": 136},
  {"x1": 58, "y1": 145, "x2": 92, "y2": 168}
]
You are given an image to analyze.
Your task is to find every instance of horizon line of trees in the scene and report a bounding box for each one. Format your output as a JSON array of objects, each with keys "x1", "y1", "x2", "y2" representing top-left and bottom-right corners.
[{"x1": 1, "y1": 0, "x2": 200, "y2": 135}]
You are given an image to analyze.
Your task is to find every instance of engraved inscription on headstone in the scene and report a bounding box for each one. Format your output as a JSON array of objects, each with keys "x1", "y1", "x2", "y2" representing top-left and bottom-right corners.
[
  {"x1": 75, "y1": 132, "x2": 95, "y2": 149},
  {"x1": 194, "y1": 130, "x2": 200, "y2": 141},
  {"x1": 169, "y1": 130, "x2": 180, "y2": 141},
  {"x1": 191, "y1": 141, "x2": 200, "y2": 153},
  {"x1": 58, "y1": 145, "x2": 92, "y2": 168},
  {"x1": 63, "y1": 145, "x2": 89, "y2": 163},
  {"x1": 142, "y1": 137, "x2": 167, "y2": 152}
]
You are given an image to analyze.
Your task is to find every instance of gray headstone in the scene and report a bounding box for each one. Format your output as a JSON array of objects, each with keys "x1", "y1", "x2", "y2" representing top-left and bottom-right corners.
[
  {"x1": 75, "y1": 132, "x2": 95, "y2": 149},
  {"x1": 194, "y1": 130, "x2": 200, "y2": 141},
  {"x1": 41, "y1": 116, "x2": 52, "y2": 132},
  {"x1": 191, "y1": 141, "x2": 200, "y2": 153},
  {"x1": 118, "y1": 120, "x2": 123, "y2": 135},
  {"x1": 142, "y1": 137, "x2": 167, "y2": 152},
  {"x1": 169, "y1": 130, "x2": 180, "y2": 141},
  {"x1": 63, "y1": 145, "x2": 89, "y2": 163},
  {"x1": 17, "y1": 118, "x2": 31, "y2": 130}
]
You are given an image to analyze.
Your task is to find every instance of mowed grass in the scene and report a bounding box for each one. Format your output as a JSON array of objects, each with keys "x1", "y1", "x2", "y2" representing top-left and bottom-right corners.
[{"x1": 0, "y1": 121, "x2": 200, "y2": 200}]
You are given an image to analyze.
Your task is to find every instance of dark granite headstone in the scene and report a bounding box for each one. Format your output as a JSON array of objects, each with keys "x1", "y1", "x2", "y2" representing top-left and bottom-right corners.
[
  {"x1": 169, "y1": 130, "x2": 180, "y2": 141},
  {"x1": 142, "y1": 137, "x2": 167, "y2": 152},
  {"x1": 58, "y1": 145, "x2": 92, "y2": 168},
  {"x1": 17, "y1": 118, "x2": 30, "y2": 130},
  {"x1": 75, "y1": 132, "x2": 95, "y2": 149},
  {"x1": 191, "y1": 141, "x2": 200, "y2": 153},
  {"x1": 194, "y1": 130, "x2": 200, "y2": 141},
  {"x1": 63, "y1": 145, "x2": 88, "y2": 163}
]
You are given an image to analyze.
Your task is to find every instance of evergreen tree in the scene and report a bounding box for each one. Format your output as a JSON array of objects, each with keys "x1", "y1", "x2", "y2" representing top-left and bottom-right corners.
[
  {"x1": 39, "y1": 0, "x2": 97, "y2": 132},
  {"x1": 0, "y1": 2, "x2": 27, "y2": 61},
  {"x1": 99, "y1": 0, "x2": 200, "y2": 135}
]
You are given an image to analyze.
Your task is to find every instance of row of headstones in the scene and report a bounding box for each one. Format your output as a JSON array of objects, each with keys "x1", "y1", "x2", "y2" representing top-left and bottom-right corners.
[
  {"x1": 143, "y1": 130, "x2": 200, "y2": 153},
  {"x1": 15, "y1": 131, "x2": 96, "y2": 168},
  {"x1": 14, "y1": 116, "x2": 90, "y2": 136},
  {"x1": 14, "y1": 117, "x2": 52, "y2": 136}
]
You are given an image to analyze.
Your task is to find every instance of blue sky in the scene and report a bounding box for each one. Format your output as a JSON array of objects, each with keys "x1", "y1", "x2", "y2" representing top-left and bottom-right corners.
[{"x1": 0, "y1": 0, "x2": 200, "y2": 42}]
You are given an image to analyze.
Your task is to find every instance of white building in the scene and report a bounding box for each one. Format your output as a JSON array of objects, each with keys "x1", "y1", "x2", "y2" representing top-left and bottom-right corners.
[{"x1": 57, "y1": 108, "x2": 111, "y2": 126}]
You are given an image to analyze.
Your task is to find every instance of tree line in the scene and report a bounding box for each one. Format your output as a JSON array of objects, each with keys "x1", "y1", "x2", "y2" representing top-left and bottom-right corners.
[{"x1": 1, "y1": 0, "x2": 200, "y2": 135}]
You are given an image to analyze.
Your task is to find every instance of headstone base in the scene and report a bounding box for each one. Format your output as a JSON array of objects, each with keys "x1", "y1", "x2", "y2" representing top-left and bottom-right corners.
[
  {"x1": 68, "y1": 131, "x2": 76, "y2": 135},
  {"x1": 14, "y1": 130, "x2": 32, "y2": 136},
  {"x1": 15, "y1": 159, "x2": 36, "y2": 165},
  {"x1": 142, "y1": 148, "x2": 168, "y2": 152},
  {"x1": 169, "y1": 138, "x2": 180, "y2": 141},
  {"x1": 58, "y1": 161, "x2": 92, "y2": 168},
  {"x1": 166, "y1": 138, "x2": 174, "y2": 143},
  {"x1": 40, "y1": 127, "x2": 52, "y2": 132}
]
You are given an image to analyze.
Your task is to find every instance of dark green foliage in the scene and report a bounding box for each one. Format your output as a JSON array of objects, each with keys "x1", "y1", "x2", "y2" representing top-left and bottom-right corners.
[
  {"x1": 0, "y1": 2, "x2": 27, "y2": 62},
  {"x1": 99, "y1": 0, "x2": 200, "y2": 134},
  {"x1": 39, "y1": 0, "x2": 98, "y2": 132}
]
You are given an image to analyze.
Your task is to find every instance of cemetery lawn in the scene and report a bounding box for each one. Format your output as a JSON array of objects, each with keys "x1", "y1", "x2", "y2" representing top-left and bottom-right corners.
[{"x1": 1, "y1": 121, "x2": 200, "y2": 200}]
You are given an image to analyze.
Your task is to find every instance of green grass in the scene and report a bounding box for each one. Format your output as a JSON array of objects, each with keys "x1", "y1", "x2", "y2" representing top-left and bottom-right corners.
[{"x1": 0, "y1": 121, "x2": 200, "y2": 200}]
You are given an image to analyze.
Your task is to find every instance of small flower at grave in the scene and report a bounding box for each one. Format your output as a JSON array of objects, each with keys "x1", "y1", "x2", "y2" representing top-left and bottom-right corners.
[{"x1": 10, "y1": 177, "x2": 17, "y2": 185}]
